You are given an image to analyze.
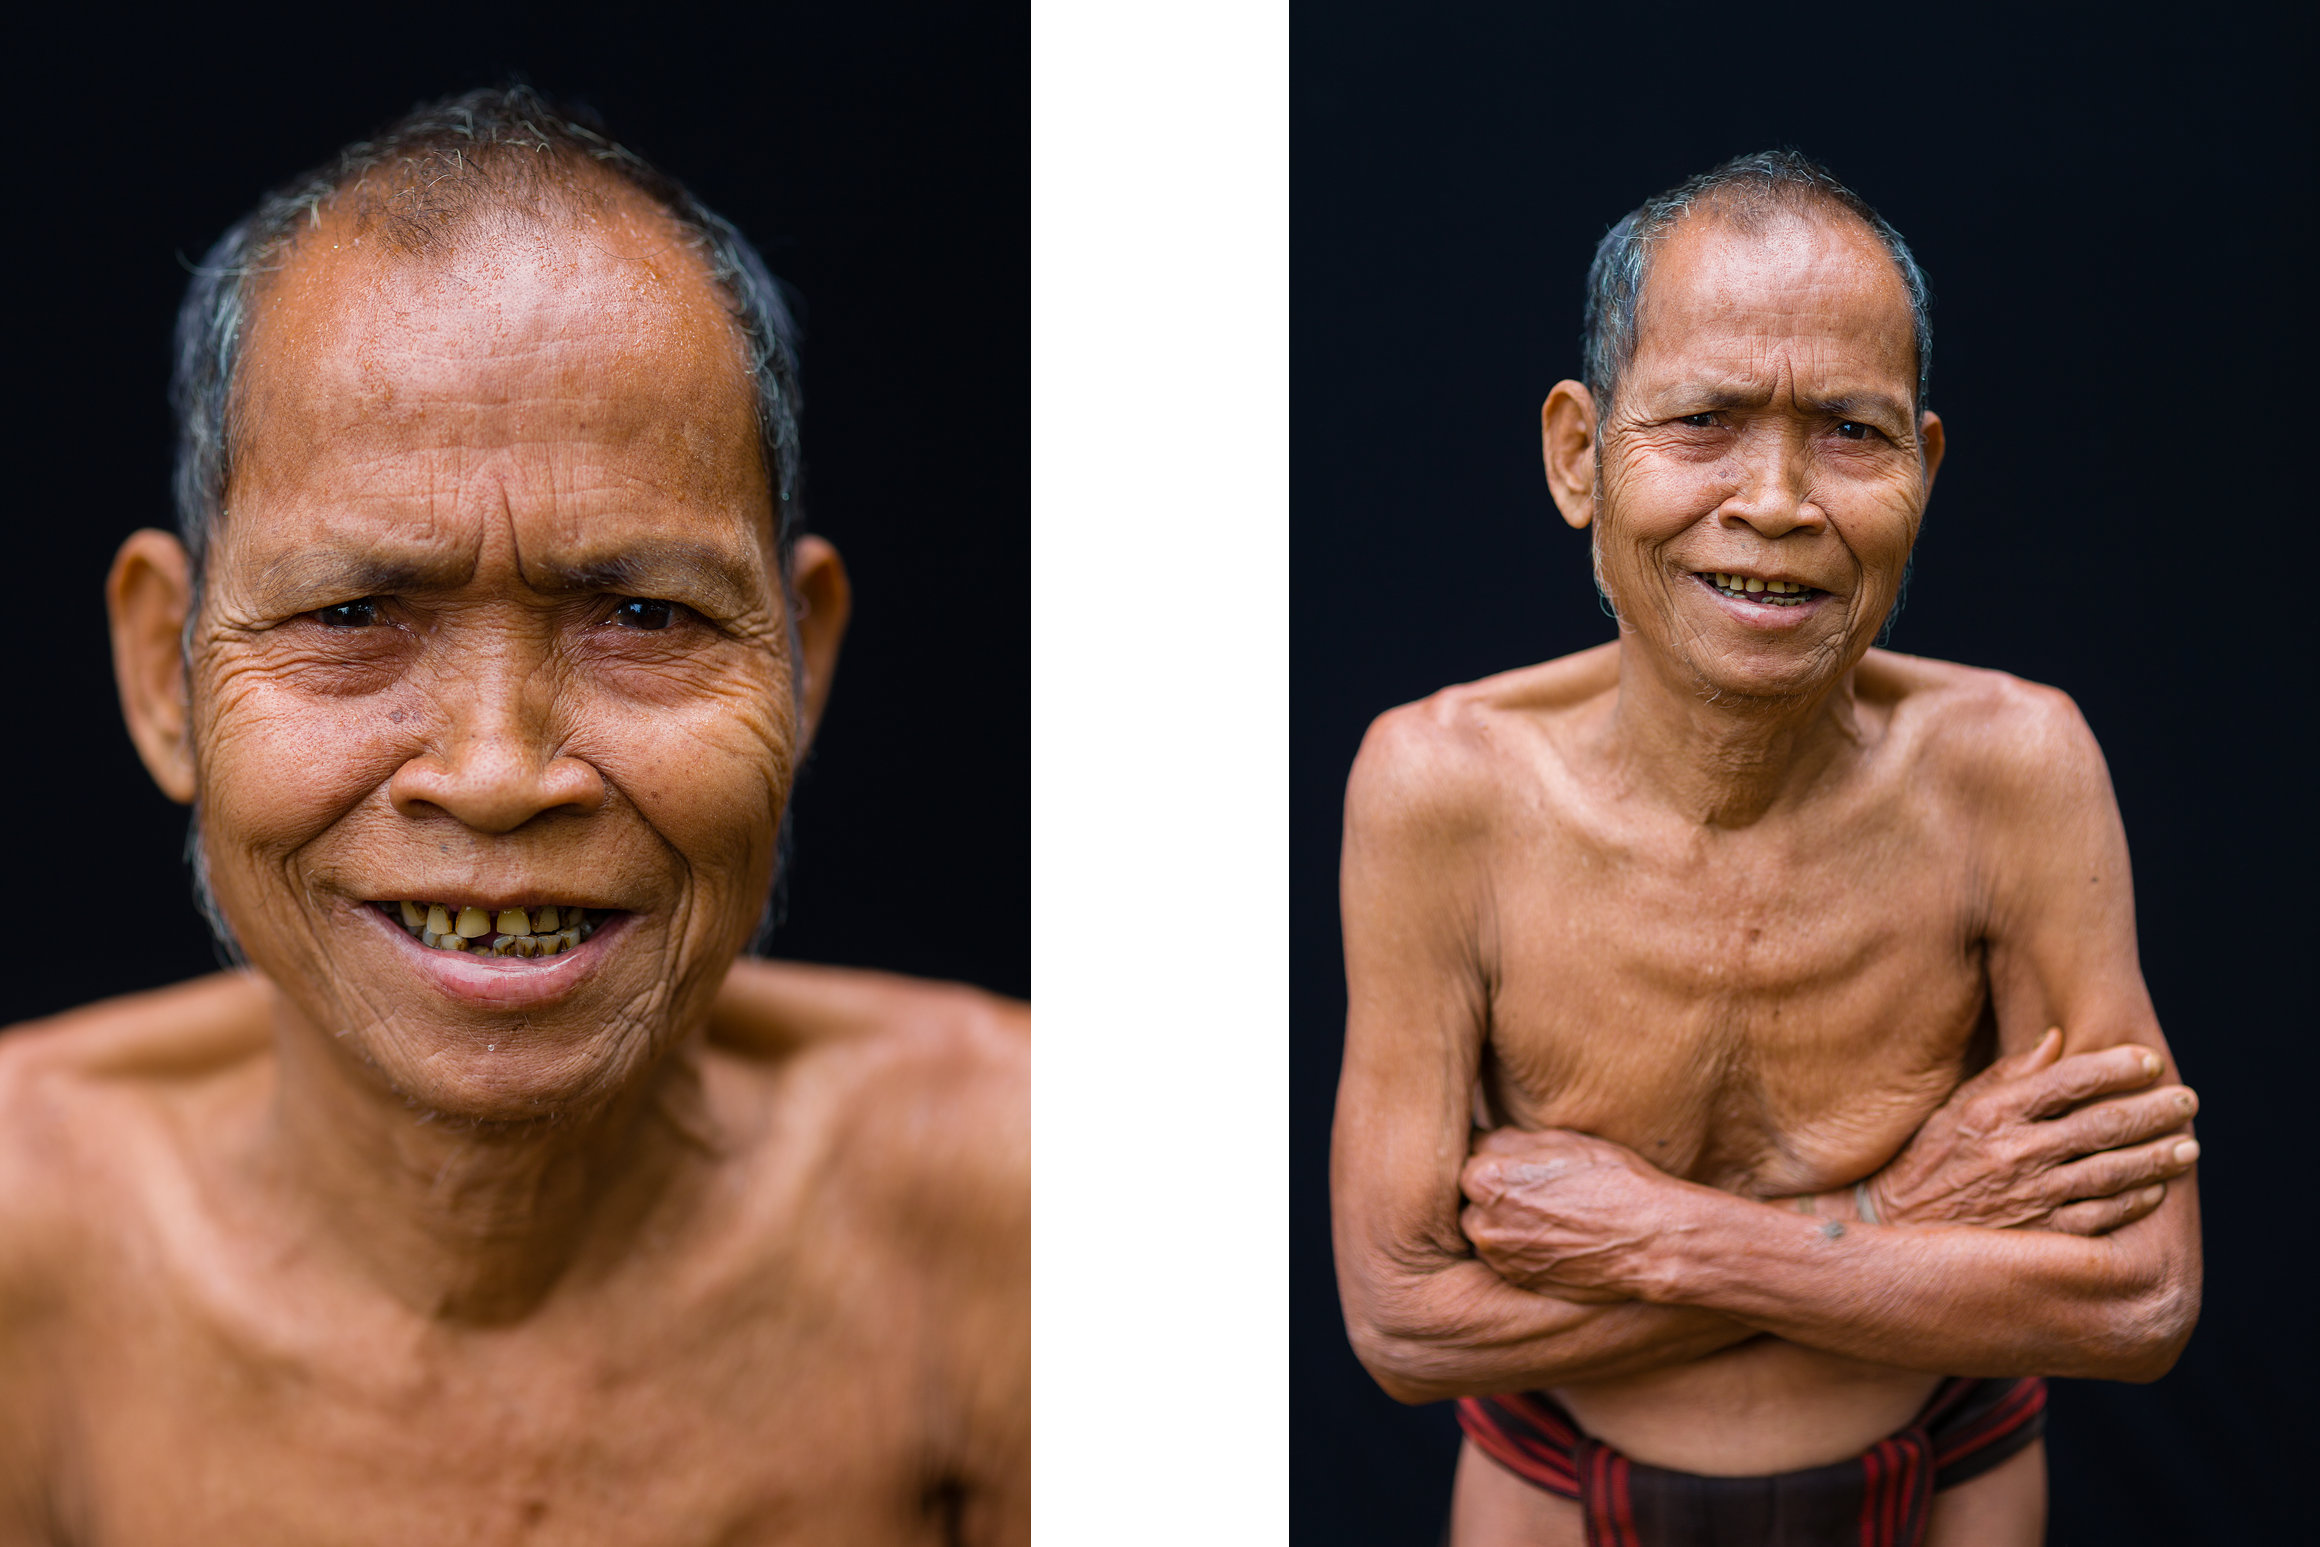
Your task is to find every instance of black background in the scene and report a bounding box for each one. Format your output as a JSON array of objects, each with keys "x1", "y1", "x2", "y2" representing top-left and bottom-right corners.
[
  {"x1": 1295, "y1": 9, "x2": 2314, "y2": 1544},
  {"x1": 0, "y1": 3, "x2": 1027, "y2": 1018}
]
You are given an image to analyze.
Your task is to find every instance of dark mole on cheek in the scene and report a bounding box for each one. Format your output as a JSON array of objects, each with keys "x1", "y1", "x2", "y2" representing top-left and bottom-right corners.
[
  {"x1": 1822, "y1": 1220, "x2": 1846, "y2": 1241},
  {"x1": 389, "y1": 709, "x2": 406, "y2": 724}
]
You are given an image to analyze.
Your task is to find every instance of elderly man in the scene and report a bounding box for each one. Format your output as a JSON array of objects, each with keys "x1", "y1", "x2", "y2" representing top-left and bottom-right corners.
[
  {"x1": 1333, "y1": 152, "x2": 2200, "y2": 1547},
  {"x1": 0, "y1": 89, "x2": 1025, "y2": 1544}
]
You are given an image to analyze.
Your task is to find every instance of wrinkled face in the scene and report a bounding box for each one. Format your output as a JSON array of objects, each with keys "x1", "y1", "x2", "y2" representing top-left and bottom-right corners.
[
  {"x1": 1594, "y1": 207, "x2": 1934, "y2": 700},
  {"x1": 194, "y1": 204, "x2": 792, "y2": 1119}
]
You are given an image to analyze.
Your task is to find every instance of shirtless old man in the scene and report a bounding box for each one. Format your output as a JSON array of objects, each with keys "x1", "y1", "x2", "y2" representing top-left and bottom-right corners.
[
  {"x1": 0, "y1": 90, "x2": 1025, "y2": 1544},
  {"x1": 1333, "y1": 152, "x2": 2200, "y2": 1546}
]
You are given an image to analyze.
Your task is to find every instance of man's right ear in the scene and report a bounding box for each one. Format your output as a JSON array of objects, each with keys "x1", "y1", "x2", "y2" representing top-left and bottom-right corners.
[
  {"x1": 107, "y1": 530, "x2": 198, "y2": 804},
  {"x1": 1540, "y1": 380, "x2": 1598, "y2": 530}
]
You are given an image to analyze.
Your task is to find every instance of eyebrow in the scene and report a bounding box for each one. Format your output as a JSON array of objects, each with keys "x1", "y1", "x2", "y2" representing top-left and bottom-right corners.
[
  {"x1": 1665, "y1": 384, "x2": 1912, "y2": 424},
  {"x1": 524, "y1": 539, "x2": 765, "y2": 615},
  {"x1": 251, "y1": 537, "x2": 767, "y2": 615}
]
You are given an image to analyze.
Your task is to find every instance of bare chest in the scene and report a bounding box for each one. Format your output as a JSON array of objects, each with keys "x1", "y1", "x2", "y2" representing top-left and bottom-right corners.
[
  {"x1": 1482, "y1": 809, "x2": 1990, "y2": 1193},
  {"x1": 53, "y1": 1217, "x2": 969, "y2": 1545}
]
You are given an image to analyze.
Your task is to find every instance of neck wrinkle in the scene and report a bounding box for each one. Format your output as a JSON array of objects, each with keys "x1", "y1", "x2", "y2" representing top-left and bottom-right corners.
[
  {"x1": 260, "y1": 987, "x2": 716, "y2": 1327},
  {"x1": 1604, "y1": 638, "x2": 1866, "y2": 829}
]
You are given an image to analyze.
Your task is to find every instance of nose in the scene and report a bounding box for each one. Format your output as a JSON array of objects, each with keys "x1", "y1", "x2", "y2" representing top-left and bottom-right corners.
[
  {"x1": 389, "y1": 673, "x2": 605, "y2": 834},
  {"x1": 1717, "y1": 429, "x2": 1826, "y2": 540}
]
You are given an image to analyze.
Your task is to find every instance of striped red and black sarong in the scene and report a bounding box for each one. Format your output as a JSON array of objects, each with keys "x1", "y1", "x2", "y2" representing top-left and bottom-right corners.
[{"x1": 1456, "y1": 1376, "x2": 2045, "y2": 1547}]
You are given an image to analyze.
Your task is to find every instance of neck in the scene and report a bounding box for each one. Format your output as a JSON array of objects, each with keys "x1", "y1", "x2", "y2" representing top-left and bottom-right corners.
[
  {"x1": 1606, "y1": 638, "x2": 1865, "y2": 827},
  {"x1": 262, "y1": 995, "x2": 720, "y2": 1325}
]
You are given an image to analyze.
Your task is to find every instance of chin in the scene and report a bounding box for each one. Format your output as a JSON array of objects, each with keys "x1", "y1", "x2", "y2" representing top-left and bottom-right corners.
[
  {"x1": 1686, "y1": 650, "x2": 1849, "y2": 702},
  {"x1": 361, "y1": 1019, "x2": 659, "y2": 1125}
]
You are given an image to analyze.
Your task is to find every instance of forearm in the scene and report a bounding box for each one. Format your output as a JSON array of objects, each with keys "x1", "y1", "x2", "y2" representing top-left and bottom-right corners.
[
  {"x1": 1633, "y1": 1187, "x2": 2199, "y2": 1379},
  {"x1": 1345, "y1": 1255, "x2": 1760, "y2": 1402}
]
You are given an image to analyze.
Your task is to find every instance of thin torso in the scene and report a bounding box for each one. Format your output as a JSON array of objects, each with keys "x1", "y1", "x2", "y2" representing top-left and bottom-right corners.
[
  {"x1": 0, "y1": 962, "x2": 1028, "y2": 1546},
  {"x1": 1458, "y1": 643, "x2": 2003, "y2": 1473}
]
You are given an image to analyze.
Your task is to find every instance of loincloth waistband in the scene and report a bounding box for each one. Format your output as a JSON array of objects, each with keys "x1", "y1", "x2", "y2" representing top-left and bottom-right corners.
[{"x1": 1455, "y1": 1376, "x2": 2046, "y2": 1547}]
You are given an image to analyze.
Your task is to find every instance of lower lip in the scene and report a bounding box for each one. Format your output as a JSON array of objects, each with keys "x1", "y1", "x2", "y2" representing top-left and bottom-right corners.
[
  {"x1": 359, "y1": 905, "x2": 632, "y2": 1011},
  {"x1": 1692, "y1": 573, "x2": 1831, "y2": 626}
]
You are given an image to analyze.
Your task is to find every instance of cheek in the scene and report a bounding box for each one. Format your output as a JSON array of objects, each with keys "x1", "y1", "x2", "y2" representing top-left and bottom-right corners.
[
  {"x1": 572, "y1": 676, "x2": 800, "y2": 883},
  {"x1": 195, "y1": 661, "x2": 408, "y2": 860}
]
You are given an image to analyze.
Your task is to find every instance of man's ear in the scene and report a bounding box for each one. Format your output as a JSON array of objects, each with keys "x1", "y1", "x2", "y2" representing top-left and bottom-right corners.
[
  {"x1": 1918, "y1": 409, "x2": 1946, "y2": 487},
  {"x1": 788, "y1": 535, "x2": 851, "y2": 748},
  {"x1": 1541, "y1": 381, "x2": 1599, "y2": 530},
  {"x1": 107, "y1": 530, "x2": 197, "y2": 804}
]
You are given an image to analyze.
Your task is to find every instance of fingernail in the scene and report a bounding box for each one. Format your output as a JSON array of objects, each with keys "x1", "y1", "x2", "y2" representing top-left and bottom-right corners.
[
  {"x1": 2142, "y1": 1185, "x2": 2166, "y2": 1205},
  {"x1": 2141, "y1": 1053, "x2": 2162, "y2": 1077},
  {"x1": 2176, "y1": 1093, "x2": 2194, "y2": 1113},
  {"x1": 2173, "y1": 1140, "x2": 2200, "y2": 1163}
]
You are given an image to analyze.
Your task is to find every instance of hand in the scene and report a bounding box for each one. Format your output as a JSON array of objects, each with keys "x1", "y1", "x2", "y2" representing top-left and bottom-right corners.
[
  {"x1": 1863, "y1": 1029, "x2": 2198, "y2": 1236},
  {"x1": 1458, "y1": 1128, "x2": 1681, "y2": 1300}
]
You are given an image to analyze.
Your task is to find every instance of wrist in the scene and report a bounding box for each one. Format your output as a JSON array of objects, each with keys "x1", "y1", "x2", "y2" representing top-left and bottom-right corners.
[{"x1": 1629, "y1": 1185, "x2": 1755, "y2": 1305}]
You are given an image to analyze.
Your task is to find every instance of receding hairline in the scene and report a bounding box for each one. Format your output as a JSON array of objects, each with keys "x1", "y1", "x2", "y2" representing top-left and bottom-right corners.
[
  {"x1": 1623, "y1": 192, "x2": 1922, "y2": 402},
  {"x1": 223, "y1": 166, "x2": 768, "y2": 509}
]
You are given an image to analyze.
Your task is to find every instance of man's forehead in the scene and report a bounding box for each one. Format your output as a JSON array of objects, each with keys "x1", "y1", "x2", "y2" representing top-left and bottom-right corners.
[
  {"x1": 222, "y1": 205, "x2": 775, "y2": 563},
  {"x1": 1630, "y1": 206, "x2": 1916, "y2": 383},
  {"x1": 240, "y1": 209, "x2": 751, "y2": 418}
]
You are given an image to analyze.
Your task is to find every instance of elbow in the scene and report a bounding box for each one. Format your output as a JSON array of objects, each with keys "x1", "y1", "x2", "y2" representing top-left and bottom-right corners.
[
  {"x1": 2077, "y1": 1273, "x2": 2202, "y2": 1384},
  {"x1": 1345, "y1": 1308, "x2": 1466, "y2": 1405},
  {"x1": 1342, "y1": 1273, "x2": 1500, "y2": 1404}
]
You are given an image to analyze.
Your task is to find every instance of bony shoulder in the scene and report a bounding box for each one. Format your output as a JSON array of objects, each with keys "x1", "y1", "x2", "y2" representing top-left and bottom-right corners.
[
  {"x1": 0, "y1": 973, "x2": 269, "y2": 1274},
  {"x1": 1348, "y1": 689, "x2": 1521, "y2": 843},
  {"x1": 1866, "y1": 651, "x2": 2102, "y2": 776},
  {"x1": 0, "y1": 971, "x2": 271, "y2": 1085},
  {"x1": 712, "y1": 960, "x2": 1027, "y2": 1246},
  {"x1": 1350, "y1": 646, "x2": 1618, "y2": 826},
  {"x1": 711, "y1": 955, "x2": 1026, "y2": 1063}
]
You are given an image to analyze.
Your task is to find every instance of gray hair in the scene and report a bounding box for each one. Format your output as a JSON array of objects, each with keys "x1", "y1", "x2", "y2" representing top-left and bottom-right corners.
[
  {"x1": 170, "y1": 84, "x2": 806, "y2": 592},
  {"x1": 1581, "y1": 149, "x2": 1932, "y2": 417}
]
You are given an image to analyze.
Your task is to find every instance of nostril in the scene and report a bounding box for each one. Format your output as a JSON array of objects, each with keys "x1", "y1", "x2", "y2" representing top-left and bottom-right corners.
[{"x1": 388, "y1": 751, "x2": 605, "y2": 830}]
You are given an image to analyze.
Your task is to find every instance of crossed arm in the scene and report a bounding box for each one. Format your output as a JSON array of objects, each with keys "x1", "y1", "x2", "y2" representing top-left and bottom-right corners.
[{"x1": 1331, "y1": 693, "x2": 2203, "y2": 1404}]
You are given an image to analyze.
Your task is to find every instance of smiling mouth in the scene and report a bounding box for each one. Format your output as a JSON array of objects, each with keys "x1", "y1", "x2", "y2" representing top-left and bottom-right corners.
[
  {"x1": 376, "y1": 900, "x2": 611, "y2": 958},
  {"x1": 1697, "y1": 571, "x2": 1820, "y2": 608}
]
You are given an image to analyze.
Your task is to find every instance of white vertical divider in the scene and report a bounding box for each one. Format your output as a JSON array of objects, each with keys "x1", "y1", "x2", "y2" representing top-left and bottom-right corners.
[{"x1": 1032, "y1": 2, "x2": 1289, "y2": 1541}]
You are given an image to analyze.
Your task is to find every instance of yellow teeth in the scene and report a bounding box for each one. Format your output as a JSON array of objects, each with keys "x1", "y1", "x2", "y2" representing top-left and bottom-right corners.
[
  {"x1": 393, "y1": 900, "x2": 602, "y2": 957},
  {"x1": 1708, "y1": 573, "x2": 1811, "y2": 605}
]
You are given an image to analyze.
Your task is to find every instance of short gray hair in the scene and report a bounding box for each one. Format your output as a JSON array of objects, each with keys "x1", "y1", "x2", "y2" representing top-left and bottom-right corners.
[
  {"x1": 1581, "y1": 149, "x2": 1932, "y2": 416},
  {"x1": 170, "y1": 84, "x2": 805, "y2": 590}
]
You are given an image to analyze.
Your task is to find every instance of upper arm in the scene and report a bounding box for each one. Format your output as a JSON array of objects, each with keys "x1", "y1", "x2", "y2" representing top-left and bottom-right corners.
[
  {"x1": 1331, "y1": 704, "x2": 1499, "y2": 1325},
  {"x1": 1965, "y1": 681, "x2": 2199, "y2": 1339},
  {"x1": 1969, "y1": 681, "x2": 2165, "y2": 1065}
]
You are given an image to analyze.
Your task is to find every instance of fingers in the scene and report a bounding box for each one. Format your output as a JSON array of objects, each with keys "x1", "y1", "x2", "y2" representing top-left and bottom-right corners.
[
  {"x1": 2047, "y1": 1133, "x2": 2200, "y2": 1204},
  {"x1": 2047, "y1": 1183, "x2": 2168, "y2": 1237},
  {"x1": 2037, "y1": 1084, "x2": 2198, "y2": 1158},
  {"x1": 2021, "y1": 1043, "x2": 2168, "y2": 1119}
]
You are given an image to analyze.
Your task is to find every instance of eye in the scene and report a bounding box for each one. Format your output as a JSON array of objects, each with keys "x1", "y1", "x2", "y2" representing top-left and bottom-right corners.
[
  {"x1": 614, "y1": 597, "x2": 677, "y2": 631},
  {"x1": 314, "y1": 599, "x2": 382, "y2": 627},
  {"x1": 1680, "y1": 413, "x2": 1718, "y2": 428},
  {"x1": 1834, "y1": 421, "x2": 1872, "y2": 440}
]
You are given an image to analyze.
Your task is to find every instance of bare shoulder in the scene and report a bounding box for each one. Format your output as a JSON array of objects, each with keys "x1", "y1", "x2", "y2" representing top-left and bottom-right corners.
[
  {"x1": 1347, "y1": 641, "x2": 1620, "y2": 843},
  {"x1": 0, "y1": 971, "x2": 270, "y2": 1218},
  {"x1": 1860, "y1": 649, "x2": 2112, "y2": 806},
  {"x1": 0, "y1": 974, "x2": 271, "y2": 1421},
  {"x1": 709, "y1": 957, "x2": 1027, "y2": 1227}
]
